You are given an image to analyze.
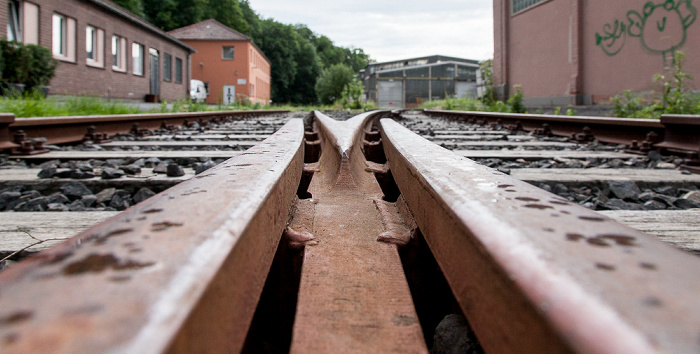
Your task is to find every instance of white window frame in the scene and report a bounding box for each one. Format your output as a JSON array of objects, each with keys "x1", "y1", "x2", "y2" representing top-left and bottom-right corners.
[
  {"x1": 132, "y1": 42, "x2": 144, "y2": 76},
  {"x1": 8, "y1": 0, "x2": 22, "y2": 42},
  {"x1": 86, "y1": 26, "x2": 104, "y2": 68},
  {"x1": 111, "y1": 35, "x2": 126, "y2": 72},
  {"x1": 222, "y1": 46, "x2": 234, "y2": 60},
  {"x1": 52, "y1": 13, "x2": 76, "y2": 62},
  {"x1": 52, "y1": 14, "x2": 65, "y2": 56}
]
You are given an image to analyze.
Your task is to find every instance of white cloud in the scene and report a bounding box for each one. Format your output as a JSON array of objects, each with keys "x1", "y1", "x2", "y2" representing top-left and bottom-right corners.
[{"x1": 248, "y1": 0, "x2": 494, "y2": 62}]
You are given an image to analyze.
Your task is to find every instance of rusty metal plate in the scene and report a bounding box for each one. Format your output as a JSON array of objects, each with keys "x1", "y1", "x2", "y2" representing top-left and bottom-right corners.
[
  {"x1": 6, "y1": 110, "x2": 288, "y2": 146},
  {"x1": 380, "y1": 117, "x2": 700, "y2": 353},
  {"x1": 424, "y1": 109, "x2": 664, "y2": 145},
  {"x1": 0, "y1": 119, "x2": 305, "y2": 353},
  {"x1": 290, "y1": 111, "x2": 427, "y2": 352}
]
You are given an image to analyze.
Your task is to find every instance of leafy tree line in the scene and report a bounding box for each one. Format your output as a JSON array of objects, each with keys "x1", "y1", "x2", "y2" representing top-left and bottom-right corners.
[{"x1": 114, "y1": 0, "x2": 371, "y2": 104}]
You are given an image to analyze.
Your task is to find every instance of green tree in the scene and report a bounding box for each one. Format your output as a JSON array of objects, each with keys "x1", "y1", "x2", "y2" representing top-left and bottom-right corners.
[
  {"x1": 255, "y1": 20, "x2": 300, "y2": 103},
  {"x1": 172, "y1": 0, "x2": 208, "y2": 30},
  {"x1": 345, "y1": 48, "x2": 371, "y2": 72},
  {"x1": 240, "y1": 1, "x2": 261, "y2": 38},
  {"x1": 142, "y1": 0, "x2": 177, "y2": 30},
  {"x1": 315, "y1": 63, "x2": 355, "y2": 104},
  {"x1": 113, "y1": 0, "x2": 144, "y2": 17},
  {"x1": 206, "y1": 0, "x2": 249, "y2": 34},
  {"x1": 290, "y1": 40, "x2": 322, "y2": 104},
  {"x1": 339, "y1": 77, "x2": 364, "y2": 108}
]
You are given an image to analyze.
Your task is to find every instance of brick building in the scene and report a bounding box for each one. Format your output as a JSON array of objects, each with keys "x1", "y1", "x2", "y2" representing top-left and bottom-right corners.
[
  {"x1": 169, "y1": 19, "x2": 271, "y2": 105},
  {"x1": 493, "y1": 0, "x2": 700, "y2": 106},
  {"x1": 1, "y1": 0, "x2": 194, "y2": 102}
]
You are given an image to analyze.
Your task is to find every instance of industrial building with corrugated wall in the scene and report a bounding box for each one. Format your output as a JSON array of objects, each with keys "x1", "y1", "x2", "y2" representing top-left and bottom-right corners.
[
  {"x1": 360, "y1": 55, "x2": 480, "y2": 109},
  {"x1": 493, "y1": 0, "x2": 700, "y2": 107}
]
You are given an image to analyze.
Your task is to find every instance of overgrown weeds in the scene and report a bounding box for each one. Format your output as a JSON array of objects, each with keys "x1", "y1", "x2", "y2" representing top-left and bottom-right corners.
[{"x1": 610, "y1": 52, "x2": 700, "y2": 119}]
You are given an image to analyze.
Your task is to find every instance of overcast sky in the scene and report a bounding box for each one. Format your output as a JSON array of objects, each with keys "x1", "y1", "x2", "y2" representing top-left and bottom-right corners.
[{"x1": 249, "y1": 0, "x2": 494, "y2": 63}]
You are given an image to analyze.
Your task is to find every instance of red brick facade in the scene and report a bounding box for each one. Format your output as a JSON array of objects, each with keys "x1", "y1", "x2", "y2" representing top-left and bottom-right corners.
[
  {"x1": 493, "y1": 0, "x2": 700, "y2": 106},
  {"x1": 1, "y1": 0, "x2": 193, "y2": 102},
  {"x1": 169, "y1": 20, "x2": 271, "y2": 105}
]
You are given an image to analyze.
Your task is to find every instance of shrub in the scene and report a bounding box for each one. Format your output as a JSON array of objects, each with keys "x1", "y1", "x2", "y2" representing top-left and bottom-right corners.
[
  {"x1": 611, "y1": 52, "x2": 699, "y2": 118},
  {"x1": 25, "y1": 44, "x2": 58, "y2": 89},
  {"x1": 507, "y1": 85, "x2": 526, "y2": 113},
  {"x1": 0, "y1": 40, "x2": 58, "y2": 92}
]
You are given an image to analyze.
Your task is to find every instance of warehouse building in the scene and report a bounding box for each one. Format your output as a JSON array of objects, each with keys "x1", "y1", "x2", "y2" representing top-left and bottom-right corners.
[
  {"x1": 360, "y1": 55, "x2": 480, "y2": 109},
  {"x1": 1, "y1": 0, "x2": 194, "y2": 102},
  {"x1": 493, "y1": 0, "x2": 700, "y2": 106}
]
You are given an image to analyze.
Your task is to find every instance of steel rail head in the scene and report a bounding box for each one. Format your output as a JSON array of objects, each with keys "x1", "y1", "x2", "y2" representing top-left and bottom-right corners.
[
  {"x1": 312, "y1": 110, "x2": 379, "y2": 158},
  {"x1": 379, "y1": 118, "x2": 700, "y2": 353},
  {"x1": 3, "y1": 110, "x2": 289, "y2": 147},
  {"x1": 422, "y1": 109, "x2": 666, "y2": 145},
  {"x1": 310, "y1": 110, "x2": 387, "y2": 192},
  {"x1": 0, "y1": 119, "x2": 305, "y2": 353},
  {"x1": 423, "y1": 109, "x2": 664, "y2": 127},
  {"x1": 10, "y1": 110, "x2": 289, "y2": 127}
]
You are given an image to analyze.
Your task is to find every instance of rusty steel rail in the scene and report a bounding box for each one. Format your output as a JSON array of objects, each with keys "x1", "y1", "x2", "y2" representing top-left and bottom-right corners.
[
  {"x1": 0, "y1": 119, "x2": 304, "y2": 352},
  {"x1": 380, "y1": 117, "x2": 700, "y2": 352},
  {"x1": 424, "y1": 109, "x2": 665, "y2": 146},
  {"x1": 1, "y1": 111, "x2": 700, "y2": 352},
  {"x1": 0, "y1": 110, "x2": 288, "y2": 152},
  {"x1": 290, "y1": 111, "x2": 425, "y2": 352}
]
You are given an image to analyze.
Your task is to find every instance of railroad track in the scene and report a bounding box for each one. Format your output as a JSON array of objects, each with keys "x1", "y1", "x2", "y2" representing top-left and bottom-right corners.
[{"x1": 0, "y1": 109, "x2": 699, "y2": 352}]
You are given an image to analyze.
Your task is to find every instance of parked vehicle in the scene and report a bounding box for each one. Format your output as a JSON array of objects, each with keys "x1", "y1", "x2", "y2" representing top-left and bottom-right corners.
[{"x1": 190, "y1": 80, "x2": 208, "y2": 102}]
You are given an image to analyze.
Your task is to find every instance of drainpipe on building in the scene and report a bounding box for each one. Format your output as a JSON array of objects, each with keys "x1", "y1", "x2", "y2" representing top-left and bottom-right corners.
[
  {"x1": 187, "y1": 55, "x2": 192, "y2": 101},
  {"x1": 402, "y1": 70, "x2": 406, "y2": 109},
  {"x1": 428, "y1": 66, "x2": 432, "y2": 101}
]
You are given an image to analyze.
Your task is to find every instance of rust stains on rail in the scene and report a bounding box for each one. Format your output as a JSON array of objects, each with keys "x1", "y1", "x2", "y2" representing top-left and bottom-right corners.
[
  {"x1": 0, "y1": 118, "x2": 305, "y2": 353},
  {"x1": 380, "y1": 117, "x2": 700, "y2": 353}
]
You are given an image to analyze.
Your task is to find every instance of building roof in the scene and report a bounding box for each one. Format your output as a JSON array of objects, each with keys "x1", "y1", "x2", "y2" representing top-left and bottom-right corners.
[
  {"x1": 169, "y1": 19, "x2": 271, "y2": 65},
  {"x1": 168, "y1": 19, "x2": 251, "y2": 41},
  {"x1": 86, "y1": 0, "x2": 195, "y2": 52}
]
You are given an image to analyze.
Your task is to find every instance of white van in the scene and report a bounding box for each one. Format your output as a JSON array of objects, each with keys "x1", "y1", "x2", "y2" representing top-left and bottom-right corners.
[{"x1": 190, "y1": 80, "x2": 208, "y2": 102}]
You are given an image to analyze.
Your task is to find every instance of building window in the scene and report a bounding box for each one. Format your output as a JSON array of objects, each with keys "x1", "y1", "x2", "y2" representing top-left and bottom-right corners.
[
  {"x1": 132, "y1": 43, "x2": 144, "y2": 76},
  {"x1": 87, "y1": 27, "x2": 96, "y2": 60},
  {"x1": 175, "y1": 57, "x2": 182, "y2": 83},
  {"x1": 86, "y1": 26, "x2": 104, "y2": 67},
  {"x1": 163, "y1": 53, "x2": 172, "y2": 82},
  {"x1": 52, "y1": 14, "x2": 65, "y2": 55},
  {"x1": 52, "y1": 13, "x2": 76, "y2": 62},
  {"x1": 8, "y1": 0, "x2": 22, "y2": 42},
  {"x1": 512, "y1": 0, "x2": 546, "y2": 13},
  {"x1": 11, "y1": 1, "x2": 38, "y2": 45},
  {"x1": 222, "y1": 46, "x2": 234, "y2": 60},
  {"x1": 112, "y1": 35, "x2": 126, "y2": 71}
]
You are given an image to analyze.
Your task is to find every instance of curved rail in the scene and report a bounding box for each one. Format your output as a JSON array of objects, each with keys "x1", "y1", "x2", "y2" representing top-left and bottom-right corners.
[
  {"x1": 1, "y1": 111, "x2": 699, "y2": 352},
  {"x1": 380, "y1": 117, "x2": 700, "y2": 352}
]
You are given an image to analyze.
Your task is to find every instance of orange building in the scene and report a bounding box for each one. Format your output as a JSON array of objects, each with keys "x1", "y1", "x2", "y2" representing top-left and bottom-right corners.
[{"x1": 169, "y1": 19, "x2": 270, "y2": 105}]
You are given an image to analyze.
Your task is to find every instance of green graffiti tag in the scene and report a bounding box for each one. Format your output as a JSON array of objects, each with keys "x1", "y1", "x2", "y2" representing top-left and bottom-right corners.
[{"x1": 596, "y1": 0, "x2": 697, "y2": 64}]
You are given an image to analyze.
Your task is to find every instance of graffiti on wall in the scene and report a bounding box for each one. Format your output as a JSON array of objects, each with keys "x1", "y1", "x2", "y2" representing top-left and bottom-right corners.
[{"x1": 595, "y1": 0, "x2": 697, "y2": 64}]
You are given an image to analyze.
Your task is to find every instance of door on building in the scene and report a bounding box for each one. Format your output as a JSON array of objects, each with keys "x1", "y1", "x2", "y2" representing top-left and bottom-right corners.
[
  {"x1": 456, "y1": 81, "x2": 477, "y2": 99},
  {"x1": 149, "y1": 48, "x2": 159, "y2": 96},
  {"x1": 223, "y1": 85, "x2": 236, "y2": 105},
  {"x1": 378, "y1": 81, "x2": 403, "y2": 109}
]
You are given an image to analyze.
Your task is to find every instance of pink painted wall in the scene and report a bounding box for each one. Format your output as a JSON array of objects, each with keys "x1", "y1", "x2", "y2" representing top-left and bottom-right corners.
[
  {"x1": 494, "y1": 0, "x2": 700, "y2": 105},
  {"x1": 583, "y1": 0, "x2": 700, "y2": 102},
  {"x1": 507, "y1": 0, "x2": 574, "y2": 98}
]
